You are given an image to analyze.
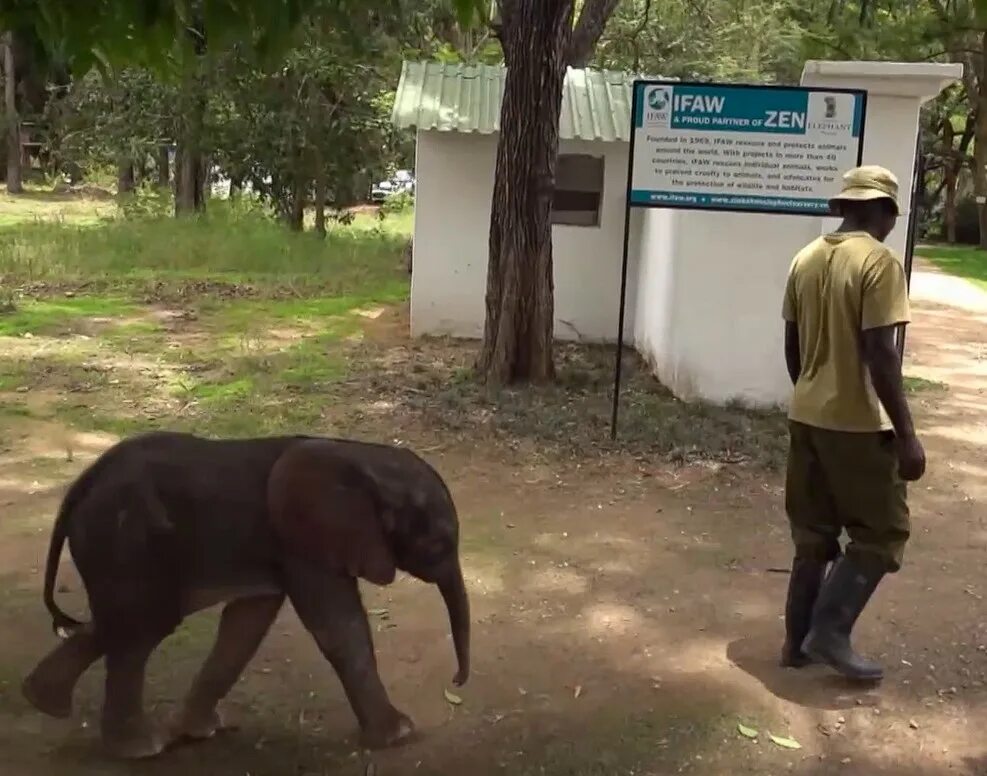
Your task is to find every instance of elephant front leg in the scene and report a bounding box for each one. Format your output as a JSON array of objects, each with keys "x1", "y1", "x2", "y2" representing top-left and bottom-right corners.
[
  {"x1": 22, "y1": 630, "x2": 103, "y2": 718},
  {"x1": 171, "y1": 593, "x2": 284, "y2": 743},
  {"x1": 283, "y1": 562, "x2": 414, "y2": 749}
]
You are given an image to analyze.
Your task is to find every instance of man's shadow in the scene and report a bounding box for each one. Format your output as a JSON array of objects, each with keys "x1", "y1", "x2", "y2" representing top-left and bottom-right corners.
[{"x1": 727, "y1": 631, "x2": 883, "y2": 710}]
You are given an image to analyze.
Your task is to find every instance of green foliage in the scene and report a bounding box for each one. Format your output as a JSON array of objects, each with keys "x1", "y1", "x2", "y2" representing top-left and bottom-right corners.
[
  {"x1": 918, "y1": 244, "x2": 987, "y2": 290},
  {"x1": 42, "y1": 68, "x2": 176, "y2": 175},
  {"x1": 0, "y1": 198, "x2": 413, "y2": 295},
  {"x1": 594, "y1": 0, "x2": 946, "y2": 84},
  {"x1": 379, "y1": 191, "x2": 415, "y2": 218},
  {"x1": 206, "y1": 14, "x2": 402, "y2": 223},
  {"x1": 0, "y1": 0, "x2": 489, "y2": 75}
]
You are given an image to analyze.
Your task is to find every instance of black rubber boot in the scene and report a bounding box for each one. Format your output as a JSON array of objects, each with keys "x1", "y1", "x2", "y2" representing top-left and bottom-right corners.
[
  {"x1": 780, "y1": 557, "x2": 829, "y2": 667},
  {"x1": 801, "y1": 554, "x2": 886, "y2": 681}
]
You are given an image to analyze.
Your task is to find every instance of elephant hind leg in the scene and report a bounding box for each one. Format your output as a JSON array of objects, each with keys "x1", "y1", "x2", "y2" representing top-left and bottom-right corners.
[
  {"x1": 171, "y1": 593, "x2": 284, "y2": 743},
  {"x1": 22, "y1": 629, "x2": 103, "y2": 718},
  {"x1": 101, "y1": 637, "x2": 169, "y2": 760}
]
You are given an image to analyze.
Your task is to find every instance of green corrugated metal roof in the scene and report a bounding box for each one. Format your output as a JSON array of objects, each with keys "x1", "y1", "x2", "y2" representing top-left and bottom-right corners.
[{"x1": 391, "y1": 60, "x2": 651, "y2": 143}]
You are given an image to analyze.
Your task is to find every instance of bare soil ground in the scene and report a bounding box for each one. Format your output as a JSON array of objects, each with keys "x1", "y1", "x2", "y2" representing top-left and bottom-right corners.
[{"x1": 0, "y1": 263, "x2": 985, "y2": 776}]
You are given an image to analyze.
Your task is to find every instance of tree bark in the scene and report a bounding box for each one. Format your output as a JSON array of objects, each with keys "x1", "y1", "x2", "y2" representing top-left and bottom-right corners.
[
  {"x1": 477, "y1": 0, "x2": 574, "y2": 385},
  {"x1": 175, "y1": 22, "x2": 206, "y2": 217},
  {"x1": 2, "y1": 32, "x2": 22, "y2": 194},
  {"x1": 567, "y1": 0, "x2": 621, "y2": 68},
  {"x1": 314, "y1": 149, "x2": 327, "y2": 237},
  {"x1": 157, "y1": 145, "x2": 170, "y2": 188},
  {"x1": 942, "y1": 117, "x2": 958, "y2": 243},
  {"x1": 976, "y1": 34, "x2": 987, "y2": 249},
  {"x1": 116, "y1": 158, "x2": 135, "y2": 194},
  {"x1": 176, "y1": 142, "x2": 204, "y2": 215},
  {"x1": 288, "y1": 174, "x2": 306, "y2": 231}
]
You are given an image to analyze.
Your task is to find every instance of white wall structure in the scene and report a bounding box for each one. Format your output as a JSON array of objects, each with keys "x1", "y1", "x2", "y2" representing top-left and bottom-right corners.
[
  {"x1": 411, "y1": 131, "x2": 636, "y2": 342},
  {"x1": 801, "y1": 61, "x2": 964, "y2": 259},
  {"x1": 395, "y1": 61, "x2": 644, "y2": 343},
  {"x1": 395, "y1": 60, "x2": 962, "y2": 409},
  {"x1": 633, "y1": 61, "x2": 962, "y2": 407}
]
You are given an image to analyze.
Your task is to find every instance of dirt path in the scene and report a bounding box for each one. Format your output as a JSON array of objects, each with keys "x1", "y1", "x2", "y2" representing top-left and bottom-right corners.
[{"x1": 1, "y1": 264, "x2": 985, "y2": 776}]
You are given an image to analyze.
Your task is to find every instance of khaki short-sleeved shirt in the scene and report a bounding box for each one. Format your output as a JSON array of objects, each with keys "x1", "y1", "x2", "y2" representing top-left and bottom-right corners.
[{"x1": 782, "y1": 231, "x2": 910, "y2": 432}]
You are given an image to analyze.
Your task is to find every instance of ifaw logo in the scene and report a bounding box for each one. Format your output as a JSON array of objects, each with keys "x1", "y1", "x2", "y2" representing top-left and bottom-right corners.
[
  {"x1": 648, "y1": 88, "x2": 669, "y2": 111},
  {"x1": 644, "y1": 86, "x2": 672, "y2": 127}
]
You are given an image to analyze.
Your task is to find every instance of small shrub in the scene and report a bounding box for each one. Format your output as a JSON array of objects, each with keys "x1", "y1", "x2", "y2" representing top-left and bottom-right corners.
[{"x1": 378, "y1": 191, "x2": 414, "y2": 219}]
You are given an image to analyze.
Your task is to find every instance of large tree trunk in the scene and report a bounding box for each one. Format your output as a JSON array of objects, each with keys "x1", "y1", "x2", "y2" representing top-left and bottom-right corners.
[
  {"x1": 477, "y1": 0, "x2": 574, "y2": 384},
  {"x1": 288, "y1": 174, "x2": 306, "y2": 231},
  {"x1": 975, "y1": 33, "x2": 987, "y2": 249},
  {"x1": 176, "y1": 143, "x2": 205, "y2": 215},
  {"x1": 116, "y1": 158, "x2": 135, "y2": 195},
  {"x1": 314, "y1": 150, "x2": 327, "y2": 238},
  {"x1": 2, "y1": 32, "x2": 22, "y2": 194},
  {"x1": 175, "y1": 24, "x2": 206, "y2": 217},
  {"x1": 945, "y1": 172, "x2": 958, "y2": 244},
  {"x1": 567, "y1": 0, "x2": 621, "y2": 68},
  {"x1": 942, "y1": 117, "x2": 958, "y2": 243},
  {"x1": 977, "y1": 110, "x2": 987, "y2": 249},
  {"x1": 157, "y1": 145, "x2": 170, "y2": 188}
]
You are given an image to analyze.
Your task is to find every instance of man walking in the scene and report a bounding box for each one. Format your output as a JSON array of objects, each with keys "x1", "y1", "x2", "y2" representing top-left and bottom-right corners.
[{"x1": 780, "y1": 165, "x2": 926, "y2": 681}]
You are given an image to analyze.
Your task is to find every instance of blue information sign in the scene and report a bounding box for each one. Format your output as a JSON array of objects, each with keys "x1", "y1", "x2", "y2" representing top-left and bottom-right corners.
[{"x1": 627, "y1": 81, "x2": 867, "y2": 216}]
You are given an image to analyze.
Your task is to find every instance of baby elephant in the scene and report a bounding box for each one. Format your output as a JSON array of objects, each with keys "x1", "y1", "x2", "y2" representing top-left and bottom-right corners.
[{"x1": 21, "y1": 431, "x2": 470, "y2": 760}]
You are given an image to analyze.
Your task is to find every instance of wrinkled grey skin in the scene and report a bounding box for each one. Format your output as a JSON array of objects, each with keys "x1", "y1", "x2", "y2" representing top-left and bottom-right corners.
[{"x1": 22, "y1": 431, "x2": 470, "y2": 760}]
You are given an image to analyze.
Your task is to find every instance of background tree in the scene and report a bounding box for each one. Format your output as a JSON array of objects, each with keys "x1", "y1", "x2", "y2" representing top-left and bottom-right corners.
[
  {"x1": 478, "y1": 0, "x2": 621, "y2": 385},
  {"x1": 2, "y1": 30, "x2": 21, "y2": 193}
]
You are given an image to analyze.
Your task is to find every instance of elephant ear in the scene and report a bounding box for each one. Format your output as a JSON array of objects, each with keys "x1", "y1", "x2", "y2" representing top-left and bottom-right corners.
[{"x1": 267, "y1": 441, "x2": 396, "y2": 586}]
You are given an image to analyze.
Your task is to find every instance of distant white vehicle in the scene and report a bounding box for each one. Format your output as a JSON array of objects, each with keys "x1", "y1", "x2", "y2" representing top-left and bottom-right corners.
[{"x1": 371, "y1": 169, "x2": 415, "y2": 203}]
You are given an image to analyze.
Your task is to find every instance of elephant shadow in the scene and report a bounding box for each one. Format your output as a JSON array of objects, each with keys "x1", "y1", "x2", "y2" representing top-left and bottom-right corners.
[
  {"x1": 44, "y1": 718, "x2": 366, "y2": 775},
  {"x1": 726, "y1": 635, "x2": 882, "y2": 711}
]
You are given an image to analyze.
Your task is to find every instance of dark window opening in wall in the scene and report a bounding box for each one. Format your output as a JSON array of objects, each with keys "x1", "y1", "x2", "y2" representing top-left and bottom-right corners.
[{"x1": 552, "y1": 153, "x2": 604, "y2": 227}]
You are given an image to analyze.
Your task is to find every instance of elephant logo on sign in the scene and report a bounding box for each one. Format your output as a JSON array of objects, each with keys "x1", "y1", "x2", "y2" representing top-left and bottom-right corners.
[
  {"x1": 824, "y1": 96, "x2": 837, "y2": 118},
  {"x1": 648, "y1": 88, "x2": 670, "y2": 112}
]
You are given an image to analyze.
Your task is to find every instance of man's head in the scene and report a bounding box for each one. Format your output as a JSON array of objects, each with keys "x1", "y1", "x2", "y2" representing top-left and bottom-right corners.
[{"x1": 828, "y1": 165, "x2": 900, "y2": 242}]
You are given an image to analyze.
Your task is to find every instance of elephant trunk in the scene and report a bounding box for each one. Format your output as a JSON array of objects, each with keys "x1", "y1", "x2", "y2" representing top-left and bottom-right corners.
[{"x1": 438, "y1": 562, "x2": 470, "y2": 686}]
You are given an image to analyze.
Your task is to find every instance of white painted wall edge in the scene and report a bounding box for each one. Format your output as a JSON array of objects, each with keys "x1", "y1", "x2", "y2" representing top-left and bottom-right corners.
[{"x1": 801, "y1": 60, "x2": 964, "y2": 99}]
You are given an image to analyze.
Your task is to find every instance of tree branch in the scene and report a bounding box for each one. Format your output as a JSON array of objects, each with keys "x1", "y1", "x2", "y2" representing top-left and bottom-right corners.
[{"x1": 567, "y1": 0, "x2": 621, "y2": 68}]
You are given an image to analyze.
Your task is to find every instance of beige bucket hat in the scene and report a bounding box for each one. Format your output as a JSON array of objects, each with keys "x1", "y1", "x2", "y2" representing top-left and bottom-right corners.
[{"x1": 828, "y1": 165, "x2": 900, "y2": 215}]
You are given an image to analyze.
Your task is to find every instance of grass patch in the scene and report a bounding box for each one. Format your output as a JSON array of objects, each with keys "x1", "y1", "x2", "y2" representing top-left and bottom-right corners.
[
  {"x1": 0, "y1": 296, "x2": 137, "y2": 336},
  {"x1": 917, "y1": 245, "x2": 987, "y2": 291},
  {"x1": 0, "y1": 186, "x2": 116, "y2": 227},
  {"x1": 0, "y1": 198, "x2": 412, "y2": 302},
  {"x1": 0, "y1": 191, "x2": 788, "y2": 469},
  {"x1": 337, "y1": 341, "x2": 790, "y2": 469},
  {"x1": 904, "y1": 374, "x2": 948, "y2": 393},
  {"x1": 201, "y1": 284, "x2": 407, "y2": 335}
]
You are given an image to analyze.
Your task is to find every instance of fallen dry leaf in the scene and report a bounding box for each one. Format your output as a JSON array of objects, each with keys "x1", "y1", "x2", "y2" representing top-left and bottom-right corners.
[
  {"x1": 443, "y1": 689, "x2": 463, "y2": 706},
  {"x1": 769, "y1": 733, "x2": 802, "y2": 750},
  {"x1": 737, "y1": 723, "x2": 759, "y2": 740}
]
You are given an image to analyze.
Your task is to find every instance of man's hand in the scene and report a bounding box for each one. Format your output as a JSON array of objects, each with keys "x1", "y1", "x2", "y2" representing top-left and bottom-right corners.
[{"x1": 896, "y1": 433, "x2": 926, "y2": 481}]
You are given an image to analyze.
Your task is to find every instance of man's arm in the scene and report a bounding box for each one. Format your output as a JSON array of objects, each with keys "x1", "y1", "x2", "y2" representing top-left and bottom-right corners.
[
  {"x1": 781, "y1": 262, "x2": 799, "y2": 385},
  {"x1": 860, "y1": 325, "x2": 914, "y2": 440},
  {"x1": 860, "y1": 250, "x2": 926, "y2": 481},
  {"x1": 784, "y1": 321, "x2": 801, "y2": 385}
]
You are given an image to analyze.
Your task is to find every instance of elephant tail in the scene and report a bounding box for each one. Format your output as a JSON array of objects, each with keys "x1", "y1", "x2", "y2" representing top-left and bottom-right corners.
[{"x1": 42, "y1": 454, "x2": 110, "y2": 637}]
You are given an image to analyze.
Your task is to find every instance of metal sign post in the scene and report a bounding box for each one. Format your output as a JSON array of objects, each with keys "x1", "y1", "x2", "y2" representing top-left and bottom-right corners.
[
  {"x1": 610, "y1": 80, "x2": 867, "y2": 439},
  {"x1": 897, "y1": 125, "x2": 923, "y2": 364}
]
